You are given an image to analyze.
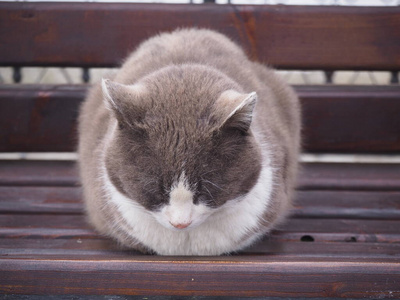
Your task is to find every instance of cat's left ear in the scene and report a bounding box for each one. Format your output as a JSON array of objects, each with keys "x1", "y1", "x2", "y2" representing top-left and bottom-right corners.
[
  {"x1": 101, "y1": 78, "x2": 147, "y2": 128},
  {"x1": 211, "y1": 90, "x2": 257, "y2": 133}
]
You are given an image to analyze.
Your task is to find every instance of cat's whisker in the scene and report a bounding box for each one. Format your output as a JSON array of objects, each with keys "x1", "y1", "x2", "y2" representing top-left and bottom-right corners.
[
  {"x1": 202, "y1": 184, "x2": 214, "y2": 201},
  {"x1": 199, "y1": 169, "x2": 218, "y2": 177},
  {"x1": 202, "y1": 179, "x2": 226, "y2": 192}
]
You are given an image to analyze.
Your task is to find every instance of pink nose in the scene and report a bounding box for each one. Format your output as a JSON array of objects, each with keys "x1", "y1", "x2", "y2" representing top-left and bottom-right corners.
[{"x1": 170, "y1": 221, "x2": 192, "y2": 229}]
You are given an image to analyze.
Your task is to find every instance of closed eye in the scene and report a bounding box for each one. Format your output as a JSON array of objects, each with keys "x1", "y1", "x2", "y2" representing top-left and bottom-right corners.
[{"x1": 196, "y1": 193, "x2": 217, "y2": 207}]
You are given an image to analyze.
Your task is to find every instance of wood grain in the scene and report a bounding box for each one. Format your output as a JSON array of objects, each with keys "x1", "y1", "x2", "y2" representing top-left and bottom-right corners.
[
  {"x1": 1, "y1": 213, "x2": 399, "y2": 244},
  {"x1": 0, "y1": 85, "x2": 84, "y2": 153},
  {"x1": 2, "y1": 160, "x2": 399, "y2": 190},
  {"x1": 1, "y1": 258, "x2": 400, "y2": 297},
  {"x1": 1, "y1": 85, "x2": 400, "y2": 153},
  {"x1": 2, "y1": 186, "x2": 400, "y2": 220},
  {"x1": 299, "y1": 85, "x2": 400, "y2": 153},
  {"x1": 1, "y1": 3, "x2": 400, "y2": 298},
  {"x1": 1, "y1": 159, "x2": 399, "y2": 297},
  {"x1": 2, "y1": 238, "x2": 399, "y2": 259},
  {"x1": 299, "y1": 162, "x2": 400, "y2": 191},
  {"x1": 0, "y1": 186, "x2": 82, "y2": 214},
  {"x1": 0, "y1": 160, "x2": 78, "y2": 186},
  {"x1": 1, "y1": 3, "x2": 399, "y2": 70},
  {"x1": 293, "y1": 190, "x2": 400, "y2": 219}
]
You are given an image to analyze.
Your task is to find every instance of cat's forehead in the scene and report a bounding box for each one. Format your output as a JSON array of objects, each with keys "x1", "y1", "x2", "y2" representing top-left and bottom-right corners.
[
  {"x1": 110, "y1": 64, "x2": 257, "y2": 187},
  {"x1": 141, "y1": 64, "x2": 240, "y2": 101},
  {"x1": 112, "y1": 64, "x2": 244, "y2": 132}
]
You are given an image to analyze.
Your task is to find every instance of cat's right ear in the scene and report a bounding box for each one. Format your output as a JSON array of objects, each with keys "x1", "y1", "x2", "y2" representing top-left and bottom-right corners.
[
  {"x1": 210, "y1": 90, "x2": 257, "y2": 134},
  {"x1": 101, "y1": 79, "x2": 146, "y2": 128}
]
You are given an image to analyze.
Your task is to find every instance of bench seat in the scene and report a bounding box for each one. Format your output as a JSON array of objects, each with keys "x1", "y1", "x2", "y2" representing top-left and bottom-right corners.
[
  {"x1": 1, "y1": 160, "x2": 399, "y2": 298},
  {"x1": 1, "y1": 2, "x2": 400, "y2": 298}
]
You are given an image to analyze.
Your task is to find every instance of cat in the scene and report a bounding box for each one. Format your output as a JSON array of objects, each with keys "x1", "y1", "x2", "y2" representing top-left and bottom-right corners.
[{"x1": 78, "y1": 28, "x2": 301, "y2": 255}]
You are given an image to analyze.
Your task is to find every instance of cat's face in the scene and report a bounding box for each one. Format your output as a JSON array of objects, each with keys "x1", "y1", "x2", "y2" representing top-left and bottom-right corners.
[{"x1": 103, "y1": 65, "x2": 262, "y2": 231}]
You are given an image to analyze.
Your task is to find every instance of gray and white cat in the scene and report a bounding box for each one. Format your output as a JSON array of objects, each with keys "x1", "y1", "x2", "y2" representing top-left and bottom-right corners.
[{"x1": 78, "y1": 28, "x2": 300, "y2": 255}]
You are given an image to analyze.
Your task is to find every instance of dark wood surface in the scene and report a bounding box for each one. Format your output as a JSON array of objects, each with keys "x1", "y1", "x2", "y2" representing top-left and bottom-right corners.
[
  {"x1": 1, "y1": 84, "x2": 400, "y2": 153},
  {"x1": 0, "y1": 85, "x2": 84, "y2": 153},
  {"x1": 1, "y1": 3, "x2": 400, "y2": 70},
  {"x1": 0, "y1": 160, "x2": 399, "y2": 297},
  {"x1": 1, "y1": 2, "x2": 400, "y2": 298},
  {"x1": 1, "y1": 160, "x2": 400, "y2": 190},
  {"x1": 2, "y1": 186, "x2": 400, "y2": 219}
]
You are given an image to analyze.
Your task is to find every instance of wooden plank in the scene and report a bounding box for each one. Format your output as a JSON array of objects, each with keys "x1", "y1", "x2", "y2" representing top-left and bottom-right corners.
[
  {"x1": 4, "y1": 213, "x2": 399, "y2": 235},
  {"x1": 0, "y1": 85, "x2": 84, "y2": 152},
  {"x1": 1, "y1": 85, "x2": 400, "y2": 153},
  {"x1": 1, "y1": 224, "x2": 395, "y2": 244},
  {"x1": 1, "y1": 214, "x2": 399, "y2": 244},
  {"x1": 278, "y1": 219, "x2": 400, "y2": 234},
  {"x1": 1, "y1": 186, "x2": 400, "y2": 220},
  {"x1": 299, "y1": 85, "x2": 400, "y2": 153},
  {"x1": 271, "y1": 232, "x2": 400, "y2": 244},
  {"x1": 1, "y1": 222, "x2": 399, "y2": 244},
  {"x1": 293, "y1": 190, "x2": 400, "y2": 219},
  {"x1": 1, "y1": 3, "x2": 399, "y2": 70},
  {"x1": 1, "y1": 238, "x2": 399, "y2": 259},
  {"x1": 0, "y1": 186, "x2": 82, "y2": 214},
  {"x1": 0, "y1": 238, "x2": 120, "y2": 253},
  {"x1": 0, "y1": 214, "x2": 86, "y2": 229},
  {"x1": 1, "y1": 160, "x2": 399, "y2": 191},
  {"x1": 299, "y1": 162, "x2": 400, "y2": 191},
  {"x1": 0, "y1": 160, "x2": 78, "y2": 186},
  {"x1": 0, "y1": 228, "x2": 97, "y2": 240},
  {"x1": 1, "y1": 257, "x2": 400, "y2": 297}
]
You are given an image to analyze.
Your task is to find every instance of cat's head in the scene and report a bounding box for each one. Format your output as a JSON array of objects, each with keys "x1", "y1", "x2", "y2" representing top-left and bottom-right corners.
[{"x1": 102, "y1": 65, "x2": 262, "y2": 231}]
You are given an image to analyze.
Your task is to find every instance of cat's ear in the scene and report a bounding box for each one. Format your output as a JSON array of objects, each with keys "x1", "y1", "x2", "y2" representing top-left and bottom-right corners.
[
  {"x1": 211, "y1": 90, "x2": 257, "y2": 133},
  {"x1": 101, "y1": 79, "x2": 146, "y2": 127}
]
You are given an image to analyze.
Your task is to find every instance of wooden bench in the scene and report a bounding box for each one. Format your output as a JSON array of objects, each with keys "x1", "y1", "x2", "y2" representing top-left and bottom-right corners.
[{"x1": 1, "y1": 2, "x2": 400, "y2": 298}]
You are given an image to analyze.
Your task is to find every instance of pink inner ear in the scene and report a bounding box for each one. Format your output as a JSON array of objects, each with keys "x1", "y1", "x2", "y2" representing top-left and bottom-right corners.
[{"x1": 211, "y1": 90, "x2": 257, "y2": 132}]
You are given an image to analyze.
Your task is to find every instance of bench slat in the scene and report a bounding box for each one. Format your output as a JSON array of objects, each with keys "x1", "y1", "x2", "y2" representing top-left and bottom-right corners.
[
  {"x1": 2, "y1": 239, "x2": 400, "y2": 259},
  {"x1": 2, "y1": 214, "x2": 398, "y2": 234},
  {"x1": 0, "y1": 228, "x2": 97, "y2": 240},
  {"x1": 1, "y1": 3, "x2": 400, "y2": 298},
  {"x1": 294, "y1": 190, "x2": 400, "y2": 219},
  {"x1": 0, "y1": 160, "x2": 77, "y2": 186},
  {"x1": 0, "y1": 85, "x2": 84, "y2": 153},
  {"x1": 2, "y1": 186, "x2": 400, "y2": 220},
  {"x1": 2, "y1": 160, "x2": 399, "y2": 190},
  {"x1": 1, "y1": 258, "x2": 400, "y2": 297},
  {"x1": 3, "y1": 227, "x2": 398, "y2": 244},
  {"x1": 1, "y1": 85, "x2": 400, "y2": 153},
  {"x1": 1, "y1": 3, "x2": 399, "y2": 70},
  {"x1": 299, "y1": 162, "x2": 400, "y2": 191},
  {"x1": 0, "y1": 186, "x2": 82, "y2": 214},
  {"x1": 1, "y1": 213, "x2": 399, "y2": 243},
  {"x1": 0, "y1": 160, "x2": 399, "y2": 297}
]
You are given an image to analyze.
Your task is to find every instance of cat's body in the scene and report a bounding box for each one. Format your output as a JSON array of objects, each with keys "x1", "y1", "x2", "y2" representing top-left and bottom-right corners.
[{"x1": 78, "y1": 28, "x2": 300, "y2": 255}]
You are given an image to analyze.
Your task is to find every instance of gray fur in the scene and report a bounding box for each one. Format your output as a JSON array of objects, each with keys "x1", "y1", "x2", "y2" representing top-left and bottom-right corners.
[{"x1": 78, "y1": 28, "x2": 301, "y2": 254}]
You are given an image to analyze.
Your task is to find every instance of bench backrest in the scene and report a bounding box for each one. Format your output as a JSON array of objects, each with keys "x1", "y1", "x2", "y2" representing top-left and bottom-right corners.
[{"x1": 1, "y1": 3, "x2": 399, "y2": 153}]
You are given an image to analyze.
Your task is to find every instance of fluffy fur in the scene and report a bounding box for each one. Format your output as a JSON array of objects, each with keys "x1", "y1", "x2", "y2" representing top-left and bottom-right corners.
[{"x1": 78, "y1": 28, "x2": 301, "y2": 255}]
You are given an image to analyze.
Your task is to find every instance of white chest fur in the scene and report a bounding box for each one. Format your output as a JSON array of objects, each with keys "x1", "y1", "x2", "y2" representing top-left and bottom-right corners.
[{"x1": 101, "y1": 156, "x2": 273, "y2": 255}]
